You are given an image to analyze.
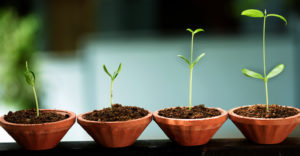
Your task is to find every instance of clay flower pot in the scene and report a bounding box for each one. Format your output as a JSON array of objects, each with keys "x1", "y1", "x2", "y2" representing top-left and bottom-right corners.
[
  {"x1": 0, "y1": 109, "x2": 76, "y2": 150},
  {"x1": 153, "y1": 107, "x2": 228, "y2": 146},
  {"x1": 77, "y1": 110, "x2": 152, "y2": 148},
  {"x1": 229, "y1": 106, "x2": 300, "y2": 144}
]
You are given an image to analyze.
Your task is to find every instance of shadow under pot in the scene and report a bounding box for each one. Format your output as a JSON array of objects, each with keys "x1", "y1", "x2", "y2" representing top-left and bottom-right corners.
[
  {"x1": 153, "y1": 105, "x2": 228, "y2": 146},
  {"x1": 77, "y1": 104, "x2": 152, "y2": 148},
  {"x1": 229, "y1": 105, "x2": 300, "y2": 144},
  {"x1": 0, "y1": 109, "x2": 76, "y2": 150}
]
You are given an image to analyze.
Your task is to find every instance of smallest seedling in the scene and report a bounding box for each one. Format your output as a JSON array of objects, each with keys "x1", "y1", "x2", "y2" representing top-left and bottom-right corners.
[
  {"x1": 24, "y1": 61, "x2": 39, "y2": 117},
  {"x1": 103, "y1": 63, "x2": 122, "y2": 111}
]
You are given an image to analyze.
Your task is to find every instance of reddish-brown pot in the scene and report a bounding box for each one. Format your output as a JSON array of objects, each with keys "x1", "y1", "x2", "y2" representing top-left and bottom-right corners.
[
  {"x1": 0, "y1": 109, "x2": 76, "y2": 150},
  {"x1": 229, "y1": 105, "x2": 300, "y2": 144},
  {"x1": 77, "y1": 110, "x2": 152, "y2": 148},
  {"x1": 153, "y1": 107, "x2": 228, "y2": 146}
]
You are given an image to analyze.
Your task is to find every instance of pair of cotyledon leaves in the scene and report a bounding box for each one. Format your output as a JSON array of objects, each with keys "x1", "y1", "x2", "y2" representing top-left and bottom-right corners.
[
  {"x1": 241, "y1": 9, "x2": 287, "y2": 25},
  {"x1": 241, "y1": 9, "x2": 286, "y2": 81},
  {"x1": 178, "y1": 28, "x2": 206, "y2": 69},
  {"x1": 242, "y1": 64, "x2": 285, "y2": 81},
  {"x1": 103, "y1": 63, "x2": 122, "y2": 80},
  {"x1": 25, "y1": 62, "x2": 124, "y2": 85}
]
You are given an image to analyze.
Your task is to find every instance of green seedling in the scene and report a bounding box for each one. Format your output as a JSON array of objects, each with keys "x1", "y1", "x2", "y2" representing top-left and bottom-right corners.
[
  {"x1": 103, "y1": 63, "x2": 122, "y2": 111},
  {"x1": 24, "y1": 61, "x2": 39, "y2": 117},
  {"x1": 178, "y1": 28, "x2": 206, "y2": 110},
  {"x1": 241, "y1": 9, "x2": 287, "y2": 111}
]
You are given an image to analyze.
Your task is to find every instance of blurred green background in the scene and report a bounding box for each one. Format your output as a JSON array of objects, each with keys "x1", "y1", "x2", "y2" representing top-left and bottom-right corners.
[
  {"x1": 0, "y1": 9, "x2": 38, "y2": 110},
  {"x1": 0, "y1": 0, "x2": 299, "y2": 141}
]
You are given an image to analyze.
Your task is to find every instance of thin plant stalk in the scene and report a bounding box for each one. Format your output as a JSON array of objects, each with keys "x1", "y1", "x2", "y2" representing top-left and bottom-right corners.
[
  {"x1": 110, "y1": 80, "x2": 114, "y2": 111},
  {"x1": 32, "y1": 86, "x2": 39, "y2": 117},
  {"x1": 25, "y1": 61, "x2": 39, "y2": 117},
  {"x1": 263, "y1": 10, "x2": 269, "y2": 111},
  {"x1": 190, "y1": 33, "x2": 194, "y2": 63},
  {"x1": 189, "y1": 68, "x2": 193, "y2": 110},
  {"x1": 188, "y1": 33, "x2": 195, "y2": 110}
]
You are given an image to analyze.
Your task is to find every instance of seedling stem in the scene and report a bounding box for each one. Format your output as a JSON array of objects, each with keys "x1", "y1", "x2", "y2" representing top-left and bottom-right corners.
[
  {"x1": 178, "y1": 28, "x2": 205, "y2": 110},
  {"x1": 262, "y1": 12, "x2": 269, "y2": 111},
  {"x1": 241, "y1": 9, "x2": 287, "y2": 112},
  {"x1": 25, "y1": 61, "x2": 39, "y2": 117},
  {"x1": 111, "y1": 80, "x2": 114, "y2": 110},
  {"x1": 103, "y1": 63, "x2": 122, "y2": 111}
]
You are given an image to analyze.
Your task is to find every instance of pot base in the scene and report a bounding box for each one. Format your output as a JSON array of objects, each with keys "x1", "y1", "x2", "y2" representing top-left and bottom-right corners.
[
  {"x1": 153, "y1": 107, "x2": 228, "y2": 146},
  {"x1": 229, "y1": 105, "x2": 300, "y2": 144},
  {"x1": 0, "y1": 109, "x2": 76, "y2": 150},
  {"x1": 77, "y1": 110, "x2": 152, "y2": 148}
]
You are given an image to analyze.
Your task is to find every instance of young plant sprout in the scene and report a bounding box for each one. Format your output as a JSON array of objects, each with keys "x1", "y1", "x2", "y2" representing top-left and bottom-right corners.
[
  {"x1": 241, "y1": 9, "x2": 287, "y2": 112},
  {"x1": 24, "y1": 61, "x2": 39, "y2": 117},
  {"x1": 178, "y1": 28, "x2": 205, "y2": 110},
  {"x1": 103, "y1": 63, "x2": 122, "y2": 111}
]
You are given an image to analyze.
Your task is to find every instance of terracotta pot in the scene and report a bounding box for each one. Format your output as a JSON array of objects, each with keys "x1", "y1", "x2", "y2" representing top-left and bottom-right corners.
[
  {"x1": 0, "y1": 109, "x2": 76, "y2": 150},
  {"x1": 229, "y1": 105, "x2": 300, "y2": 144},
  {"x1": 153, "y1": 107, "x2": 228, "y2": 146},
  {"x1": 77, "y1": 110, "x2": 152, "y2": 148}
]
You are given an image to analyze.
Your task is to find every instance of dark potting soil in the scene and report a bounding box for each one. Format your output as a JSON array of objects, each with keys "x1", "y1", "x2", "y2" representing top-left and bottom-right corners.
[
  {"x1": 4, "y1": 109, "x2": 69, "y2": 124},
  {"x1": 234, "y1": 104, "x2": 299, "y2": 118},
  {"x1": 158, "y1": 104, "x2": 221, "y2": 119},
  {"x1": 83, "y1": 104, "x2": 149, "y2": 121}
]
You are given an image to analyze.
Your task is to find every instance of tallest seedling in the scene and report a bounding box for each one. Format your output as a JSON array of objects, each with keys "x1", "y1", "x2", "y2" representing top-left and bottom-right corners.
[
  {"x1": 178, "y1": 28, "x2": 205, "y2": 110},
  {"x1": 241, "y1": 9, "x2": 287, "y2": 111}
]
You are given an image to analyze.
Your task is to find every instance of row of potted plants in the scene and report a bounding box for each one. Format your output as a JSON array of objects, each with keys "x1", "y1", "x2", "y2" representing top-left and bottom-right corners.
[{"x1": 0, "y1": 9, "x2": 299, "y2": 150}]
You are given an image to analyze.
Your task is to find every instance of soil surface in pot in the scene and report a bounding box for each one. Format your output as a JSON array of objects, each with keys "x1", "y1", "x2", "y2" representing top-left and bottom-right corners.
[
  {"x1": 83, "y1": 104, "x2": 148, "y2": 121},
  {"x1": 4, "y1": 109, "x2": 69, "y2": 124},
  {"x1": 158, "y1": 104, "x2": 221, "y2": 119},
  {"x1": 234, "y1": 104, "x2": 299, "y2": 118}
]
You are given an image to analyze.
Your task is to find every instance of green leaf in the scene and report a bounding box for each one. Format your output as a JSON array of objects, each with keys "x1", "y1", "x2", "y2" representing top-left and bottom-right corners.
[
  {"x1": 194, "y1": 28, "x2": 204, "y2": 34},
  {"x1": 112, "y1": 71, "x2": 118, "y2": 80},
  {"x1": 117, "y1": 63, "x2": 122, "y2": 75},
  {"x1": 24, "y1": 61, "x2": 35, "y2": 86},
  {"x1": 267, "y1": 14, "x2": 287, "y2": 25},
  {"x1": 267, "y1": 64, "x2": 285, "y2": 79},
  {"x1": 186, "y1": 28, "x2": 193, "y2": 33},
  {"x1": 192, "y1": 53, "x2": 205, "y2": 67},
  {"x1": 177, "y1": 55, "x2": 190, "y2": 65},
  {"x1": 241, "y1": 9, "x2": 264, "y2": 18},
  {"x1": 103, "y1": 64, "x2": 112, "y2": 78},
  {"x1": 24, "y1": 70, "x2": 35, "y2": 86},
  {"x1": 242, "y1": 68, "x2": 264, "y2": 79},
  {"x1": 112, "y1": 63, "x2": 122, "y2": 80}
]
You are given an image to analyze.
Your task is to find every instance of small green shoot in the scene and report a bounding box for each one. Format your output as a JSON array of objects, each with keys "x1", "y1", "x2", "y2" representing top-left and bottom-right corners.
[
  {"x1": 178, "y1": 28, "x2": 205, "y2": 110},
  {"x1": 103, "y1": 63, "x2": 122, "y2": 111},
  {"x1": 241, "y1": 9, "x2": 287, "y2": 112},
  {"x1": 24, "y1": 61, "x2": 39, "y2": 117}
]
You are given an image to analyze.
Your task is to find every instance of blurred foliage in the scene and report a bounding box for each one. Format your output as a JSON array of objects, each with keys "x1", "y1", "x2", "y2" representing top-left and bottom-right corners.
[{"x1": 0, "y1": 9, "x2": 39, "y2": 110}]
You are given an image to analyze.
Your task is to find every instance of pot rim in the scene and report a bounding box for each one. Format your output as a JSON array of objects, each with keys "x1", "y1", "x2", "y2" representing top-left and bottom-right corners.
[
  {"x1": 228, "y1": 104, "x2": 300, "y2": 121},
  {"x1": 77, "y1": 109, "x2": 152, "y2": 124},
  {"x1": 153, "y1": 107, "x2": 228, "y2": 121},
  {"x1": 0, "y1": 109, "x2": 76, "y2": 127}
]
